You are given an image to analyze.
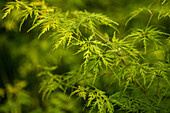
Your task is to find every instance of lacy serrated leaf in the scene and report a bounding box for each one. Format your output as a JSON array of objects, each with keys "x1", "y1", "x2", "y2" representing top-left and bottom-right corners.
[{"x1": 125, "y1": 27, "x2": 169, "y2": 53}]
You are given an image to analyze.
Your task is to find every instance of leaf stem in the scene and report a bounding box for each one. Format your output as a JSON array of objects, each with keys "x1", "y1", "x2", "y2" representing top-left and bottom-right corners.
[
  {"x1": 146, "y1": 14, "x2": 153, "y2": 29},
  {"x1": 146, "y1": 0, "x2": 161, "y2": 28}
]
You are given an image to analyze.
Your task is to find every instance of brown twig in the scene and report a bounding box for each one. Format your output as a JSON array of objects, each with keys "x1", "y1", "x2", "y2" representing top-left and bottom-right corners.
[
  {"x1": 134, "y1": 78, "x2": 146, "y2": 94},
  {"x1": 116, "y1": 51, "x2": 127, "y2": 65},
  {"x1": 134, "y1": 78, "x2": 152, "y2": 102}
]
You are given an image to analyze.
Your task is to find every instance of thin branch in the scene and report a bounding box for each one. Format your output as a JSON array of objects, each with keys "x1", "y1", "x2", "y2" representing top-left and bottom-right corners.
[
  {"x1": 96, "y1": 31, "x2": 153, "y2": 101},
  {"x1": 116, "y1": 51, "x2": 127, "y2": 65},
  {"x1": 134, "y1": 78, "x2": 152, "y2": 102},
  {"x1": 116, "y1": 52, "x2": 152, "y2": 102}
]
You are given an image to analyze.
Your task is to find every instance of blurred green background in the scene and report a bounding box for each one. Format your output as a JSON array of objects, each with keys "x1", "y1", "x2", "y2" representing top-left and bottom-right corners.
[{"x1": 0, "y1": 0, "x2": 170, "y2": 113}]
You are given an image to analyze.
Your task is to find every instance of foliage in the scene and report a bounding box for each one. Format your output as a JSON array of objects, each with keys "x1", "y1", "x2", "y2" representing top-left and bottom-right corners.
[
  {"x1": 71, "y1": 86, "x2": 114, "y2": 113},
  {"x1": 0, "y1": 80, "x2": 31, "y2": 113},
  {"x1": 1, "y1": 0, "x2": 170, "y2": 113}
]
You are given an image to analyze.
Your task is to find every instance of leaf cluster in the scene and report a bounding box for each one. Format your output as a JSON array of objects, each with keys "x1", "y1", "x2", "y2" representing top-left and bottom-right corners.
[{"x1": 2, "y1": 0, "x2": 170, "y2": 113}]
